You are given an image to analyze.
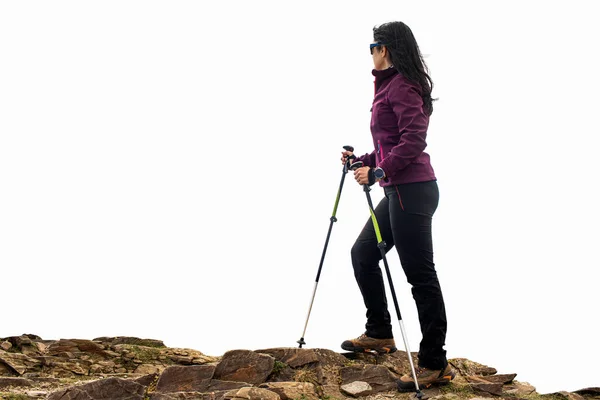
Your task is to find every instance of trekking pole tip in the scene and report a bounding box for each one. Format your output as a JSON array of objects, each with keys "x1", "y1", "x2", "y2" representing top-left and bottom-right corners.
[{"x1": 297, "y1": 338, "x2": 306, "y2": 348}]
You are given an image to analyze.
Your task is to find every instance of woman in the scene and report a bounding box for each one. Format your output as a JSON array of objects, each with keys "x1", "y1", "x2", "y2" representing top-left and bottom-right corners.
[{"x1": 340, "y1": 21, "x2": 454, "y2": 390}]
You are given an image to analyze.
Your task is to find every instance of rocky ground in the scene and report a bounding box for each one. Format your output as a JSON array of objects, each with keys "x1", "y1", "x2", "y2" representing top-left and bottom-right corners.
[{"x1": 0, "y1": 334, "x2": 597, "y2": 400}]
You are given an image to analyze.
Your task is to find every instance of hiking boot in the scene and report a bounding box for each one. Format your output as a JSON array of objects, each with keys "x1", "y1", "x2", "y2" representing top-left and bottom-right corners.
[
  {"x1": 341, "y1": 333, "x2": 397, "y2": 355},
  {"x1": 397, "y1": 364, "x2": 455, "y2": 391}
]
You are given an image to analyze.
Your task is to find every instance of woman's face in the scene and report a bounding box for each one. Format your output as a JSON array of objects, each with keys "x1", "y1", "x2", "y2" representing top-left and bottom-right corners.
[{"x1": 371, "y1": 44, "x2": 390, "y2": 70}]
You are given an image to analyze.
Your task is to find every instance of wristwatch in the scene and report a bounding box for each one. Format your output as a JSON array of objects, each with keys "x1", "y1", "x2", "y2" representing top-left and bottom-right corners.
[{"x1": 373, "y1": 167, "x2": 386, "y2": 180}]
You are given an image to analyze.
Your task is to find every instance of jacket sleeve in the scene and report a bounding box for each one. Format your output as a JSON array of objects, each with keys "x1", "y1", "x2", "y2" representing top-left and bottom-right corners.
[
  {"x1": 357, "y1": 151, "x2": 376, "y2": 168},
  {"x1": 378, "y1": 79, "x2": 429, "y2": 179}
]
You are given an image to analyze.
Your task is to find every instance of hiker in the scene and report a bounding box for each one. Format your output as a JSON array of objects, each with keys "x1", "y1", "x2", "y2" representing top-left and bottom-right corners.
[{"x1": 340, "y1": 21, "x2": 454, "y2": 390}]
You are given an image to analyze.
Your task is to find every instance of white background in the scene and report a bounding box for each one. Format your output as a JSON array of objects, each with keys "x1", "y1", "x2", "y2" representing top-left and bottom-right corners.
[{"x1": 1, "y1": 0, "x2": 599, "y2": 394}]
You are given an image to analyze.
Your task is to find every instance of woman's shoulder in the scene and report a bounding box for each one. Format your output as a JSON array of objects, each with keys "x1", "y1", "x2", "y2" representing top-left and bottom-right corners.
[{"x1": 387, "y1": 73, "x2": 422, "y2": 98}]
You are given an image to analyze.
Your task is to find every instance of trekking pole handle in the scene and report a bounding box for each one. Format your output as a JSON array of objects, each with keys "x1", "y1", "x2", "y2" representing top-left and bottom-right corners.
[
  {"x1": 349, "y1": 161, "x2": 363, "y2": 170},
  {"x1": 343, "y1": 145, "x2": 356, "y2": 172},
  {"x1": 349, "y1": 161, "x2": 372, "y2": 193}
]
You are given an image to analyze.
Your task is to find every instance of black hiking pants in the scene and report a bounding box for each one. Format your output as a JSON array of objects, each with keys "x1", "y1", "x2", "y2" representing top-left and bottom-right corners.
[{"x1": 351, "y1": 180, "x2": 448, "y2": 370}]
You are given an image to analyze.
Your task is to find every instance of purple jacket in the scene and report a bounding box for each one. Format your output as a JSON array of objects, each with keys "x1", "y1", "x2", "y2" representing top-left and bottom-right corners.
[{"x1": 358, "y1": 67, "x2": 436, "y2": 186}]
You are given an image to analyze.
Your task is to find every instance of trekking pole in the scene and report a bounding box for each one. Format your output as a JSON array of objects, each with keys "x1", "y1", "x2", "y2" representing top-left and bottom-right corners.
[
  {"x1": 350, "y1": 160, "x2": 423, "y2": 400},
  {"x1": 297, "y1": 145, "x2": 356, "y2": 348}
]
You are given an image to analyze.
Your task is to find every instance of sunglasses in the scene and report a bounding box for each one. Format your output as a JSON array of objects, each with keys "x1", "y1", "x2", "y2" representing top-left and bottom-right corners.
[{"x1": 370, "y1": 42, "x2": 382, "y2": 55}]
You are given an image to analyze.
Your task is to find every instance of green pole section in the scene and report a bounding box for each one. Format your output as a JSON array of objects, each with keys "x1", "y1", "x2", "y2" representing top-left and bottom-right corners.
[{"x1": 369, "y1": 207, "x2": 383, "y2": 243}]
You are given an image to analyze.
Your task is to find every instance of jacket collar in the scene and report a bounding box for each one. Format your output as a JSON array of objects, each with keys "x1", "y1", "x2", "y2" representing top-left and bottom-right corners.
[{"x1": 372, "y1": 66, "x2": 398, "y2": 92}]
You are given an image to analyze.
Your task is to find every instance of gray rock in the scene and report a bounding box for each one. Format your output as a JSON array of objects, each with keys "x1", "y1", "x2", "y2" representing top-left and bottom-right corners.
[
  {"x1": 26, "y1": 391, "x2": 48, "y2": 398},
  {"x1": 340, "y1": 380, "x2": 373, "y2": 397}
]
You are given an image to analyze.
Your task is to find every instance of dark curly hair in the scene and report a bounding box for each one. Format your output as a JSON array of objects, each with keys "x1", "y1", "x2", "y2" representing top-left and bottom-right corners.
[{"x1": 373, "y1": 21, "x2": 436, "y2": 115}]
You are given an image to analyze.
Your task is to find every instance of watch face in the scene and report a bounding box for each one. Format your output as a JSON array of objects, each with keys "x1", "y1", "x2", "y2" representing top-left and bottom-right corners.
[{"x1": 375, "y1": 168, "x2": 384, "y2": 179}]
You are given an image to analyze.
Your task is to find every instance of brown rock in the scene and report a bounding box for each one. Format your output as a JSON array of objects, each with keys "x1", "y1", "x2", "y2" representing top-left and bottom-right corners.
[
  {"x1": 94, "y1": 336, "x2": 166, "y2": 348},
  {"x1": 259, "y1": 382, "x2": 319, "y2": 400},
  {"x1": 156, "y1": 365, "x2": 216, "y2": 393},
  {"x1": 214, "y1": 350, "x2": 275, "y2": 385},
  {"x1": 0, "y1": 376, "x2": 34, "y2": 388},
  {"x1": 255, "y1": 348, "x2": 319, "y2": 368},
  {"x1": 149, "y1": 394, "x2": 215, "y2": 400},
  {"x1": 340, "y1": 364, "x2": 398, "y2": 393},
  {"x1": 1, "y1": 341, "x2": 12, "y2": 351},
  {"x1": 449, "y1": 358, "x2": 497, "y2": 376},
  {"x1": 206, "y1": 380, "x2": 251, "y2": 392},
  {"x1": 0, "y1": 350, "x2": 42, "y2": 375},
  {"x1": 470, "y1": 382, "x2": 503, "y2": 396},
  {"x1": 465, "y1": 373, "x2": 517, "y2": 385},
  {"x1": 504, "y1": 381, "x2": 536, "y2": 396},
  {"x1": 135, "y1": 363, "x2": 165, "y2": 375},
  {"x1": 552, "y1": 391, "x2": 587, "y2": 400},
  {"x1": 46, "y1": 377, "x2": 146, "y2": 400},
  {"x1": 38, "y1": 355, "x2": 91, "y2": 375},
  {"x1": 135, "y1": 372, "x2": 159, "y2": 387},
  {"x1": 47, "y1": 339, "x2": 110, "y2": 359},
  {"x1": 224, "y1": 387, "x2": 280, "y2": 400},
  {"x1": 573, "y1": 387, "x2": 600, "y2": 397}
]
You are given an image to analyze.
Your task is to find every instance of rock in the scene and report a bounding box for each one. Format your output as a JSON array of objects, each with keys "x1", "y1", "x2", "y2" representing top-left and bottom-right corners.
[
  {"x1": 94, "y1": 336, "x2": 166, "y2": 348},
  {"x1": 214, "y1": 350, "x2": 275, "y2": 385},
  {"x1": 428, "y1": 394, "x2": 460, "y2": 400},
  {"x1": 156, "y1": 365, "x2": 216, "y2": 393},
  {"x1": 47, "y1": 339, "x2": 111, "y2": 360},
  {"x1": 135, "y1": 363, "x2": 165, "y2": 375},
  {"x1": 255, "y1": 348, "x2": 319, "y2": 368},
  {"x1": 465, "y1": 373, "x2": 517, "y2": 385},
  {"x1": 573, "y1": 387, "x2": 600, "y2": 397},
  {"x1": 0, "y1": 376, "x2": 34, "y2": 388},
  {"x1": 135, "y1": 372, "x2": 159, "y2": 387},
  {"x1": 449, "y1": 358, "x2": 497, "y2": 376},
  {"x1": 0, "y1": 350, "x2": 42, "y2": 375},
  {"x1": 470, "y1": 382, "x2": 503, "y2": 396},
  {"x1": 35, "y1": 341, "x2": 48, "y2": 353},
  {"x1": 340, "y1": 380, "x2": 373, "y2": 397},
  {"x1": 0, "y1": 341, "x2": 12, "y2": 351},
  {"x1": 46, "y1": 377, "x2": 146, "y2": 400},
  {"x1": 223, "y1": 387, "x2": 280, "y2": 400},
  {"x1": 504, "y1": 381, "x2": 536, "y2": 396},
  {"x1": 26, "y1": 390, "x2": 48, "y2": 398},
  {"x1": 38, "y1": 356, "x2": 91, "y2": 376},
  {"x1": 259, "y1": 382, "x2": 319, "y2": 400},
  {"x1": 207, "y1": 380, "x2": 251, "y2": 392},
  {"x1": 149, "y1": 394, "x2": 216, "y2": 400},
  {"x1": 552, "y1": 391, "x2": 587, "y2": 400},
  {"x1": 340, "y1": 364, "x2": 398, "y2": 393}
]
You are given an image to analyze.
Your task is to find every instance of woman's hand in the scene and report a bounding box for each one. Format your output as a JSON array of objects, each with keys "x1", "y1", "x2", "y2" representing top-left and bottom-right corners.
[
  {"x1": 354, "y1": 166, "x2": 371, "y2": 185},
  {"x1": 341, "y1": 150, "x2": 354, "y2": 165}
]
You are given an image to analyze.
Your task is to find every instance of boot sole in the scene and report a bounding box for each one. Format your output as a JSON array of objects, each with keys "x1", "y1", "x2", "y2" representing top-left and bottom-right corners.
[
  {"x1": 341, "y1": 342, "x2": 397, "y2": 355},
  {"x1": 397, "y1": 370, "x2": 456, "y2": 392}
]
